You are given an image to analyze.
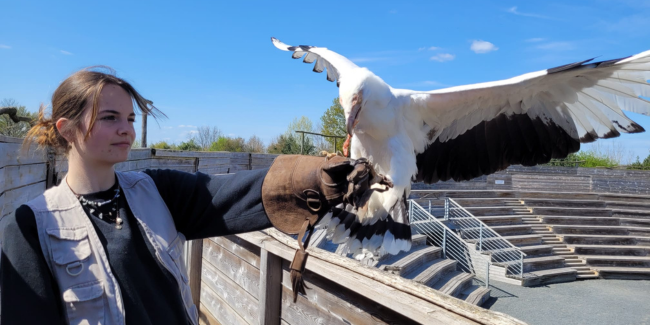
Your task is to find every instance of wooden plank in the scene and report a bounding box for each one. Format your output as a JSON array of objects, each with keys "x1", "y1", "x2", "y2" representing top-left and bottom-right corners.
[
  {"x1": 127, "y1": 148, "x2": 154, "y2": 160},
  {"x1": 240, "y1": 230, "x2": 525, "y2": 325},
  {"x1": 259, "y1": 249, "x2": 282, "y2": 325},
  {"x1": 279, "y1": 261, "x2": 417, "y2": 325},
  {"x1": 203, "y1": 239, "x2": 260, "y2": 299},
  {"x1": 200, "y1": 282, "x2": 249, "y2": 325},
  {"x1": 154, "y1": 150, "x2": 232, "y2": 158},
  {"x1": 199, "y1": 303, "x2": 222, "y2": 325},
  {"x1": 0, "y1": 143, "x2": 47, "y2": 169},
  {"x1": 279, "y1": 284, "x2": 349, "y2": 325},
  {"x1": 190, "y1": 239, "x2": 204, "y2": 307},
  {"x1": 210, "y1": 235, "x2": 261, "y2": 269},
  {"x1": 0, "y1": 135, "x2": 24, "y2": 143},
  {"x1": 0, "y1": 163, "x2": 47, "y2": 195},
  {"x1": 201, "y1": 261, "x2": 259, "y2": 324},
  {"x1": 1, "y1": 181, "x2": 46, "y2": 218}
]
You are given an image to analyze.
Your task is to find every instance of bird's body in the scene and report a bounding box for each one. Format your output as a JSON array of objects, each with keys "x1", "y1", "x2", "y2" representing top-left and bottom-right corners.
[{"x1": 272, "y1": 37, "x2": 650, "y2": 258}]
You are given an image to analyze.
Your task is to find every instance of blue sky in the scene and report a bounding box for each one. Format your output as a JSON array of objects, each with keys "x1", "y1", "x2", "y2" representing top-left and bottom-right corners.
[{"x1": 1, "y1": 0, "x2": 649, "y2": 162}]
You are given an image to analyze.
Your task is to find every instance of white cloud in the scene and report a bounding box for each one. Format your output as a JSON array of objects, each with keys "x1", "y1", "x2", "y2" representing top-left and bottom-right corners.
[
  {"x1": 506, "y1": 6, "x2": 553, "y2": 19},
  {"x1": 0, "y1": 44, "x2": 10, "y2": 49},
  {"x1": 470, "y1": 40, "x2": 498, "y2": 54},
  {"x1": 536, "y1": 41, "x2": 576, "y2": 51},
  {"x1": 525, "y1": 38, "x2": 546, "y2": 43},
  {"x1": 188, "y1": 130, "x2": 198, "y2": 135},
  {"x1": 60, "y1": 50, "x2": 73, "y2": 55},
  {"x1": 419, "y1": 46, "x2": 440, "y2": 51},
  {"x1": 430, "y1": 53, "x2": 455, "y2": 62},
  {"x1": 178, "y1": 124, "x2": 197, "y2": 128},
  {"x1": 163, "y1": 126, "x2": 174, "y2": 129}
]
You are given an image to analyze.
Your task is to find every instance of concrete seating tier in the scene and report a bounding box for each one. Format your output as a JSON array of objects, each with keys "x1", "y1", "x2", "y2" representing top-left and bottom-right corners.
[
  {"x1": 376, "y1": 234, "x2": 491, "y2": 305},
  {"x1": 411, "y1": 189, "x2": 650, "y2": 283}
]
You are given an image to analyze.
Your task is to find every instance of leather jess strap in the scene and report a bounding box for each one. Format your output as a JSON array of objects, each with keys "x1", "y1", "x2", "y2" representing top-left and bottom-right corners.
[{"x1": 289, "y1": 219, "x2": 314, "y2": 303}]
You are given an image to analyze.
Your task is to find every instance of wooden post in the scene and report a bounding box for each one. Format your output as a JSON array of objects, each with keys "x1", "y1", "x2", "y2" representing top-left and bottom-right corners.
[
  {"x1": 141, "y1": 112, "x2": 148, "y2": 148},
  {"x1": 189, "y1": 239, "x2": 204, "y2": 307},
  {"x1": 259, "y1": 248, "x2": 282, "y2": 325}
]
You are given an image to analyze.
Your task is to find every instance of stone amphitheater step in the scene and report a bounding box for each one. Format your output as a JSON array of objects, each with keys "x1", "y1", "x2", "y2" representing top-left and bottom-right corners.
[
  {"x1": 381, "y1": 246, "x2": 442, "y2": 276},
  {"x1": 508, "y1": 255, "x2": 567, "y2": 272},
  {"x1": 581, "y1": 255, "x2": 650, "y2": 268},
  {"x1": 598, "y1": 193, "x2": 650, "y2": 204},
  {"x1": 576, "y1": 273, "x2": 600, "y2": 280},
  {"x1": 605, "y1": 201, "x2": 650, "y2": 211},
  {"x1": 520, "y1": 244, "x2": 554, "y2": 256},
  {"x1": 447, "y1": 198, "x2": 522, "y2": 207},
  {"x1": 569, "y1": 245, "x2": 650, "y2": 256},
  {"x1": 431, "y1": 271, "x2": 475, "y2": 297},
  {"x1": 619, "y1": 218, "x2": 650, "y2": 227},
  {"x1": 593, "y1": 267, "x2": 650, "y2": 280},
  {"x1": 475, "y1": 216, "x2": 524, "y2": 226},
  {"x1": 558, "y1": 234, "x2": 647, "y2": 246},
  {"x1": 539, "y1": 216, "x2": 621, "y2": 226},
  {"x1": 521, "y1": 267, "x2": 578, "y2": 286},
  {"x1": 611, "y1": 209, "x2": 650, "y2": 219},
  {"x1": 458, "y1": 285, "x2": 491, "y2": 306},
  {"x1": 521, "y1": 198, "x2": 607, "y2": 208},
  {"x1": 406, "y1": 258, "x2": 458, "y2": 287},
  {"x1": 462, "y1": 207, "x2": 528, "y2": 216},
  {"x1": 497, "y1": 234, "x2": 543, "y2": 246},
  {"x1": 532, "y1": 207, "x2": 612, "y2": 217},
  {"x1": 549, "y1": 225, "x2": 632, "y2": 235},
  {"x1": 488, "y1": 224, "x2": 533, "y2": 236}
]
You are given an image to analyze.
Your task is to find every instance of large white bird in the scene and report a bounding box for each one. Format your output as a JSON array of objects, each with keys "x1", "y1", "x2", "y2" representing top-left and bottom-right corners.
[{"x1": 271, "y1": 37, "x2": 650, "y2": 258}]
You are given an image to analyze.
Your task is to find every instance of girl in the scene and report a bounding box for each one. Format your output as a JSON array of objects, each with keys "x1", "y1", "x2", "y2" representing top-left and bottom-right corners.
[{"x1": 0, "y1": 67, "x2": 376, "y2": 324}]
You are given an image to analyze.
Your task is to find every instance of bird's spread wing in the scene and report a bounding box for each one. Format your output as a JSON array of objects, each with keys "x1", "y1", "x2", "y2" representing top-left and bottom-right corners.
[
  {"x1": 271, "y1": 37, "x2": 359, "y2": 86},
  {"x1": 407, "y1": 50, "x2": 650, "y2": 183}
]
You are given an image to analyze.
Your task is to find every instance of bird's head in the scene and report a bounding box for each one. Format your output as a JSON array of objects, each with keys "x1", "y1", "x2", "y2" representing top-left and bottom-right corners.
[{"x1": 340, "y1": 68, "x2": 393, "y2": 137}]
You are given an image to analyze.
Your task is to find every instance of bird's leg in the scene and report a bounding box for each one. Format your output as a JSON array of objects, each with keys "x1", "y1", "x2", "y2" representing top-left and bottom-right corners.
[{"x1": 342, "y1": 134, "x2": 352, "y2": 157}]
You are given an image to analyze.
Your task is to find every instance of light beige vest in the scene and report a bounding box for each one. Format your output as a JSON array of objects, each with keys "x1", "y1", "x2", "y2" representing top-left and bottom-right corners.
[{"x1": 26, "y1": 171, "x2": 198, "y2": 325}]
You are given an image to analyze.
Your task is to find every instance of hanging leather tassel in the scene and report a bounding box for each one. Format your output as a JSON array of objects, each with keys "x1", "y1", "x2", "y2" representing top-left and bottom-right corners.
[{"x1": 289, "y1": 220, "x2": 314, "y2": 302}]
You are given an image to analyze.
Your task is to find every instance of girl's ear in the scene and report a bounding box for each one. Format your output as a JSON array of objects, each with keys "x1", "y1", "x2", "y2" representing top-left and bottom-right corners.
[{"x1": 55, "y1": 118, "x2": 75, "y2": 143}]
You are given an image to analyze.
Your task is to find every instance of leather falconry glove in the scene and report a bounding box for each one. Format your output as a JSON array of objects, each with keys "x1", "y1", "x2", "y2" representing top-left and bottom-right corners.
[{"x1": 262, "y1": 155, "x2": 391, "y2": 302}]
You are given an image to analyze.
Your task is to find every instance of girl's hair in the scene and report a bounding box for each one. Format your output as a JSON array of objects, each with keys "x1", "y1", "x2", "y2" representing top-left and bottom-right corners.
[{"x1": 22, "y1": 66, "x2": 165, "y2": 154}]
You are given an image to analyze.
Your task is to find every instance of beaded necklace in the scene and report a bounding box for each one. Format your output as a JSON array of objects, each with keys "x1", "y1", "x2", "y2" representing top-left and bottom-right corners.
[{"x1": 72, "y1": 184, "x2": 124, "y2": 230}]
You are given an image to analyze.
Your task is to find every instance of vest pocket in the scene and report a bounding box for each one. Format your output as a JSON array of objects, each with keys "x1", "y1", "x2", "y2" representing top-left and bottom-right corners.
[
  {"x1": 47, "y1": 227, "x2": 92, "y2": 266},
  {"x1": 62, "y1": 281, "x2": 105, "y2": 325}
]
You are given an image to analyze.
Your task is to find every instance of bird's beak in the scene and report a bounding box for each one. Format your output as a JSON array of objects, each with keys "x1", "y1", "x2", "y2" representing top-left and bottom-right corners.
[{"x1": 346, "y1": 93, "x2": 362, "y2": 136}]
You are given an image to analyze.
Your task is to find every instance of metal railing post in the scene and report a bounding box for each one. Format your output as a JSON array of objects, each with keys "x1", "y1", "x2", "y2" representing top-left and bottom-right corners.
[
  {"x1": 442, "y1": 228, "x2": 447, "y2": 258},
  {"x1": 479, "y1": 224, "x2": 483, "y2": 252},
  {"x1": 520, "y1": 254, "x2": 524, "y2": 278},
  {"x1": 444, "y1": 198, "x2": 449, "y2": 221},
  {"x1": 486, "y1": 260, "x2": 490, "y2": 288},
  {"x1": 428, "y1": 199, "x2": 432, "y2": 214}
]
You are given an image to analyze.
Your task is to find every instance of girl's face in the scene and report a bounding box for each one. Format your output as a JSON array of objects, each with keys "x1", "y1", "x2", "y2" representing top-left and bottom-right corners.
[{"x1": 71, "y1": 84, "x2": 136, "y2": 167}]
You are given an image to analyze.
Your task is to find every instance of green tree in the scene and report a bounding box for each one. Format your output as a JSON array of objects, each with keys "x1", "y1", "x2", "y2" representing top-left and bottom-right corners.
[
  {"x1": 177, "y1": 139, "x2": 201, "y2": 151},
  {"x1": 0, "y1": 99, "x2": 37, "y2": 138},
  {"x1": 150, "y1": 140, "x2": 175, "y2": 150},
  {"x1": 209, "y1": 136, "x2": 246, "y2": 152},
  {"x1": 320, "y1": 97, "x2": 346, "y2": 152}
]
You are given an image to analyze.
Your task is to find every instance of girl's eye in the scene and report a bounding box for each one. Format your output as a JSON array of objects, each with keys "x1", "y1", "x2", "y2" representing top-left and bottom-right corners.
[
  {"x1": 102, "y1": 116, "x2": 116, "y2": 120},
  {"x1": 129, "y1": 119, "x2": 136, "y2": 123}
]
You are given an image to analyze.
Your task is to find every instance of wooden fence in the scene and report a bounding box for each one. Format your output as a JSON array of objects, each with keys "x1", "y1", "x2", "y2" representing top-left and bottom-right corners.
[{"x1": 198, "y1": 229, "x2": 524, "y2": 325}]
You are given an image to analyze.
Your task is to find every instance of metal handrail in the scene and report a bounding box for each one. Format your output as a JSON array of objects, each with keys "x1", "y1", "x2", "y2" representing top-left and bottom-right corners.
[
  {"x1": 409, "y1": 200, "x2": 491, "y2": 287},
  {"x1": 445, "y1": 198, "x2": 526, "y2": 278}
]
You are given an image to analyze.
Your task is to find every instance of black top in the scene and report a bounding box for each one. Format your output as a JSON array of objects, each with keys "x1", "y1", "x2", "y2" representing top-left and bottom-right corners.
[{"x1": 0, "y1": 168, "x2": 273, "y2": 325}]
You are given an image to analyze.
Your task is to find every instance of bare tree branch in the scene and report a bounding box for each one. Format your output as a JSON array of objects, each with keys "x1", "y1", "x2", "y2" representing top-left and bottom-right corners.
[{"x1": 0, "y1": 107, "x2": 35, "y2": 125}]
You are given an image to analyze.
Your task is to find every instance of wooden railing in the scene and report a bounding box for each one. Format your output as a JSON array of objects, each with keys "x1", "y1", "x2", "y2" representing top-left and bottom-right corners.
[{"x1": 197, "y1": 229, "x2": 526, "y2": 325}]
